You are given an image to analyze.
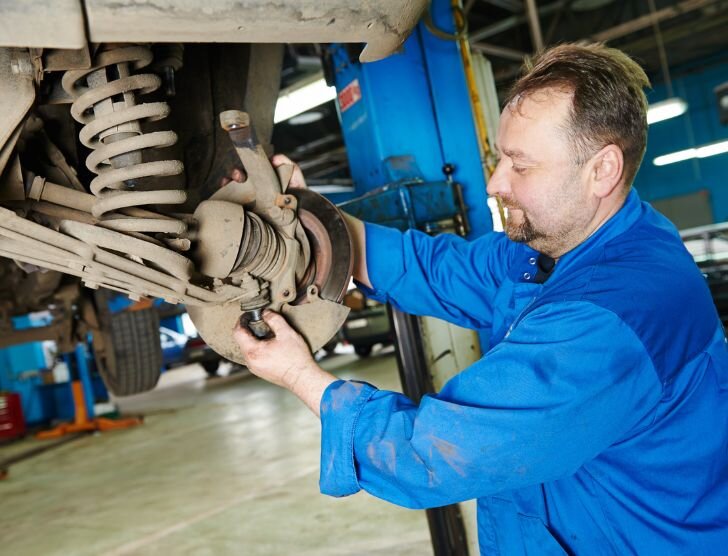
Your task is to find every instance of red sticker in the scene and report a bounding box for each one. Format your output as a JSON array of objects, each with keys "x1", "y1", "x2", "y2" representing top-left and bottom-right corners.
[{"x1": 338, "y1": 79, "x2": 362, "y2": 113}]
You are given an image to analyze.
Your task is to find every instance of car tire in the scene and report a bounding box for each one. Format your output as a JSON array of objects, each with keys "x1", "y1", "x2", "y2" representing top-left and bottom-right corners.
[
  {"x1": 354, "y1": 345, "x2": 373, "y2": 358},
  {"x1": 97, "y1": 308, "x2": 163, "y2": 396}
]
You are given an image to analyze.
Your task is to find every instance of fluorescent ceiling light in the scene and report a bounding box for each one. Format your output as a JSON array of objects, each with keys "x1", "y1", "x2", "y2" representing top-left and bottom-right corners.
[
  {"x1": 288, "y1": 111, "x2": 324, "y2": 126},
  {"x1": 647, "y1": 97, "x2": 688, "y2": 125},
  {"x1": 653, "y1": 139, "x2": 728, "y2": 166},
  {"x1": 274, "y1": 72, "x2": 336, "y2": 124}
]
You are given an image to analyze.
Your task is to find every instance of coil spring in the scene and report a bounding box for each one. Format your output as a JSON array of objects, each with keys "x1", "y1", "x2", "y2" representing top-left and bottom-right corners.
[{"x1": 62, "y1": 46, "x2": 186, "y2": 236}]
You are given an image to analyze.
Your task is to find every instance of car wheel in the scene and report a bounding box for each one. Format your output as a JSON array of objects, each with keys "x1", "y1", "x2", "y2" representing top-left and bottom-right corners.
[
  {"x1": 97, "y1": 308, "x2": 163, "y2": 396},
  {"x1": 354, "y1": 345, "x2": 373, "y2": 358}
]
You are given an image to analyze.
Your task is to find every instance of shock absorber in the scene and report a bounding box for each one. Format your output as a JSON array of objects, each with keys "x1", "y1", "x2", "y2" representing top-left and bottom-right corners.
[{"x1": 61, "y1": 45, "x2": 186, "y2": 237}]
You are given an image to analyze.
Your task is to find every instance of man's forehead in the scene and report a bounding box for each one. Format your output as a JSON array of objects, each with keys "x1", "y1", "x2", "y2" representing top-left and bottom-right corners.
[
  {"x1": 507, "y1": 87, "x2": 574, "y2": 111},
  {"x1": 496, "y1": 90, "x2": 574, "y2": 162},
  {"x1": 501, "y1": 88, "x2": 573, "y2": 131},
  {"x1": 493, "y1": 143, "x2": 536, "y2": 162}
]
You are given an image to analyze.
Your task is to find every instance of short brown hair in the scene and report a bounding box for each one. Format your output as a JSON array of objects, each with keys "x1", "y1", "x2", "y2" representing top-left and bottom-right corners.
[{"x1": 505, "y1": 43, "x2": 650, "y2": 188}]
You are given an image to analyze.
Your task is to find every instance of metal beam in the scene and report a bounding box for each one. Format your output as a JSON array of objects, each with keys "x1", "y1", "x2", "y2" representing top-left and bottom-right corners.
[
  {"x1": 483, "y1": 0, "x2": 524, "y2": 11},
  {"x1": 468, "y1": 1, "x2": 562, "y2": 42},
  {"x1": 592, "y1": 0, "x2": 717, "y2": 42},
  {"x1": 524, "y1": 0, "x2": 545, "y2": 51},
  {"x1": 470, "y1": 42, "x2": 527, "y2": 61},
  {"x1": 619, "y1": 10, "x2": 728, "y2": 56}
]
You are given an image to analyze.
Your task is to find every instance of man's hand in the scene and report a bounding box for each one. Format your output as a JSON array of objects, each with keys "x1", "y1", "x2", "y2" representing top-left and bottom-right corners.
[
  {"x1": 270, "y1": 154, "x2": 307, "y2": 189},
  {"x1": 233, "y1": 310, "x2": 313, "y2": 389},
  {"x1": 233, "y1": 310, "x2": 336, "y2": 416}
]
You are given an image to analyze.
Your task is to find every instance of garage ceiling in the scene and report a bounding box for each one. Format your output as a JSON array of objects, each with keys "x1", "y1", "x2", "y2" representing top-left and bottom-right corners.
[
  {"x1": 466, "y1": 0, "x2": 728, "y2": 84},
  {"x1": 274, "y1": 0, "x2": 728, "y2": 183}
]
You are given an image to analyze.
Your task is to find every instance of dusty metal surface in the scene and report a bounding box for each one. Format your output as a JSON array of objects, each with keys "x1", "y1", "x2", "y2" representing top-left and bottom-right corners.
[
  {"x1": 187, "y1": 110, "x2": 353, "y2": 362},
  {"x1": 0, "y1": 0, "x2": 426, "y2": 62},
  {"x1": 0, "y1": 49, "x2": 36, "y2": 178},
  {"x1": 0, "y1": 40, "x2": 353, "y2": 372},
  {"x1": 0, "y1": 0, "x2": 86, "y2": 49},
  {"x1": 83, "y1": 0, "x2": 427, "y2": 62},
  {"x1": 62, "y1": 45, "x2": 187, "y2": 234}
]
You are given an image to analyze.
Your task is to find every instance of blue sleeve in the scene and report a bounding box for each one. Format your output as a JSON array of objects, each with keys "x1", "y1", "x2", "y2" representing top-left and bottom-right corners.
[
  {"x1": 319, "y1": 301, "x2": 663, "y2": 509},
  {"x1": 358, "y1": 222, "x2": 511, "y2": 329}
]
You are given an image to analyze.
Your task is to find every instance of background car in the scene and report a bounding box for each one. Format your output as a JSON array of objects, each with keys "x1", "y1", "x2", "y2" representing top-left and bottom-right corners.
[{"x1": 341, "y1": 289, "x2": 394, "y2": 357}]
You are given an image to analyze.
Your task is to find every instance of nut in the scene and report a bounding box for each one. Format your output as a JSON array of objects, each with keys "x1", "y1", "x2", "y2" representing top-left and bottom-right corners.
[
  {"x1": 219, "y1": 110, "x2": 250, "y2": 131},
  {"x1": 10, "y1": 50, "x2": 33, "y2": 76}
]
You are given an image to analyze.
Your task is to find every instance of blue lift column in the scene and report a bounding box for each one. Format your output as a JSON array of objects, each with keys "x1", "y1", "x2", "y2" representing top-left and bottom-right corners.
[
  {"x1": 326, "y1": 1, "x2": 492, "y2": 239},
  {"x1": 327, "y1": 2, "x2": 489, "y2": 554}
]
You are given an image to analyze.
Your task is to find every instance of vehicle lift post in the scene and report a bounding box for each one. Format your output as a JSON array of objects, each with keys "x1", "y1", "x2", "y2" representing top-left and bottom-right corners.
[{"x1": 36, "y1": 343, "x2": 142, "y2": 439}]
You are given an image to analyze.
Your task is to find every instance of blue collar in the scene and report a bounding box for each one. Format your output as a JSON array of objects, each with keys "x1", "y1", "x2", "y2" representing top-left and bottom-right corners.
[
  {"x1": 509, "y1": 189, "x2": 645, "y2": 283},
  {"x1": 553, "y1": 188, "x2": 645, "y2": 278}
]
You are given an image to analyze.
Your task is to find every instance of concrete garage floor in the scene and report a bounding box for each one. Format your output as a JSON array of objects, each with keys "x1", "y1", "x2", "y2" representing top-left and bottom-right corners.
[{"x1": 0, "y1": 347, "x2": 433, "y2": 556}]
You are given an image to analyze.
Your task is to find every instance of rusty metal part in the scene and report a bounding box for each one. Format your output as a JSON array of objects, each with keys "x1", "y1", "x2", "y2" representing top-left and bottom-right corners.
[
  {"x1": 187, "y1": 109, "x2": 353, "y2": 363},
  {"x1": 27, "y1": 176, "x2": 188, "y2": 235},
  {"x1": 82, "y1": 0, "x2": 426, "y2": 63},
  {"x1": 59, "y1": 220, "x2": 193, "y2": 281},
  {"x1": 43, "y1": 46, "x2": 92, "y2": 72},
  {"x1": 0, "y1": 49, "x2": 36, "y2": 178},
  {"x1": 0, "y1": 2, "x2": 426, "y2": 63},
  {"x1": 207, "y1": 179, "x2": 257, "y2": 206},
  {"x1": 187, "y1": 285, "x2": 350, "y2": 364},
  {"x1": 2, "y1": 96, "x2": 352, "y2": 369},
  {"x1": 213, "y1": 110, "x2": 300, "y2": 307},
  {"x1": 240, "y1": 308, "x2": 273, "y2": 340},
  {"x1": 291, "y1": 188, "x2": 353, "y2": 304},
  {"x1": 219, "y1": 110, "x2": 281, "y2": 211},
  {"x1": 193, "y1": 200, "x2": 245, "y2": 279},
  {"x1": 0, "y1": 206, "x2": 248, "y2": 307},
  {"x1": 0, "y1": 0, "x2": 86, "y2": 49},
  {"x1": 62, "y1": 45, "x2": 185, "y2": 235}
]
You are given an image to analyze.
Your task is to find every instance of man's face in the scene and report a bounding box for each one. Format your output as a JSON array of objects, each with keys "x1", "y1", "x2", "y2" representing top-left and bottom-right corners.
[{"x1": 487, "y1": 89, "x2": 598, "y2": 257}]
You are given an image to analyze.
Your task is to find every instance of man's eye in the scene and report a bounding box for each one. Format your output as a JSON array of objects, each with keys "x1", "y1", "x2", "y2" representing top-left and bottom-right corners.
[{"x1": 512, "y1": 165, "x2": 527, "y2": 174}]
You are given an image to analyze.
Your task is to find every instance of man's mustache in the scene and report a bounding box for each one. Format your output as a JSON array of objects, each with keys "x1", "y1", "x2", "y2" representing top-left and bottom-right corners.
[{"x1": 497, "y1": 196, "x2": 524, "y2": 212}]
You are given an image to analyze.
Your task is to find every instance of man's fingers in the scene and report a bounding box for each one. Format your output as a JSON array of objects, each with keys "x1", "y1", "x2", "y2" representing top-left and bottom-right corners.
[
  {"x1": 233, "y1": 320, "x2": 257, "y2": 349},
  {"x1": 289, "y1": 166, "x2": 307, "y2": 189},
  {"x1": 219, "y1": 168, "x2": 247, "y2": 189},
  {"x1": 261, "y1": 310, "x2": 291, "y2": 334},
  {"x1": 270, "y1": 154, "x2": 293, "y2": 167},
  {"x1": 270, "y1": 154, "x2": 307, "y2": 189}
]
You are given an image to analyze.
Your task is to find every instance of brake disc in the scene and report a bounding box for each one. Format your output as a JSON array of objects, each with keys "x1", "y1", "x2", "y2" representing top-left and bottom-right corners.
[{"x1": 187, "y1": 188, "x2": 352, "y2": 364}]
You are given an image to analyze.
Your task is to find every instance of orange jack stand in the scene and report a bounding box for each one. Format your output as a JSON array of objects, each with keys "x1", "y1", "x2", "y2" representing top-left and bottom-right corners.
[
  {"x1": 37, "y1": 344, "x2": 143, "y2": 440},
  {"x1": 37, "y1": 382, "x2": 142, "y2": 439}
]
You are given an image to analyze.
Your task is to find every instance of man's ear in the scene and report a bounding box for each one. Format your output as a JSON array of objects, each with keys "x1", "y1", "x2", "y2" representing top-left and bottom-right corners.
[{"x1": 589, "y1": 144, "x2": 624, "y2": 198}]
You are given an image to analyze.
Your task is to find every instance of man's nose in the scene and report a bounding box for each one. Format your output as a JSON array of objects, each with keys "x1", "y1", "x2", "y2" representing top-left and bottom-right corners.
[{"x1": 486, "y1": 159, "x2": 510, "y2": 198}]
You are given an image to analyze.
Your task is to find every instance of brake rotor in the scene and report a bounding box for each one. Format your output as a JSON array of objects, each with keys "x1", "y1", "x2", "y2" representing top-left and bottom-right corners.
[
  {"x1": 187, "y1": 189, "x2": 353, "y2": 364},
  {"x1": 291, "y1": 188, "x2": 352, "y2": 303}
]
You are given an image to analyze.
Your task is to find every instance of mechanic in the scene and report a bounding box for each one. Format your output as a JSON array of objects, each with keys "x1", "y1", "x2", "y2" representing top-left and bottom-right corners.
[{"x1": 233, "y1": 43, "x2": 728, "y2": 554}]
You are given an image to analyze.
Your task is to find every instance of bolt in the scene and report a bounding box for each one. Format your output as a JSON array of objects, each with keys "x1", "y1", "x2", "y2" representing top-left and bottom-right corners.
[
  {"x1": 219, "y1": 110, "x2": 250, "y2": 132},
  {"x1": 282, "y1": 290, "x2": 291, "y2": 298},
  {"x1": 10, "y1": 51, "x2": 33, "y2": 76},
  {"x1": 283, "y1": 197, "x2": 292, "y2": 205},
  {"x1": 249, "y1": 308, "x2": 264, "y2": 322}
]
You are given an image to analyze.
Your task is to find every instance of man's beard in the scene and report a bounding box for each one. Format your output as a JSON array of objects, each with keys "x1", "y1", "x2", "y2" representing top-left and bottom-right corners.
[{"x1": 500, "y1": 199, "x2": 544, "y2": 243}]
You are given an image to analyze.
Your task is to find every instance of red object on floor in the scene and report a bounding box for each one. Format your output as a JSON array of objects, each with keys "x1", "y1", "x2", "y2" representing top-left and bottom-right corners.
[{"x1": 0, "y1": 392, "x2": 26, "y2": 440}]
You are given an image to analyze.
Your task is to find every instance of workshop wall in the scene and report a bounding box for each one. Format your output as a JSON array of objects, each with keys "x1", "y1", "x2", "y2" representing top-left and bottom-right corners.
[{"x1": 635, "y1": 55, "x2": 728, "y2": 226}]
